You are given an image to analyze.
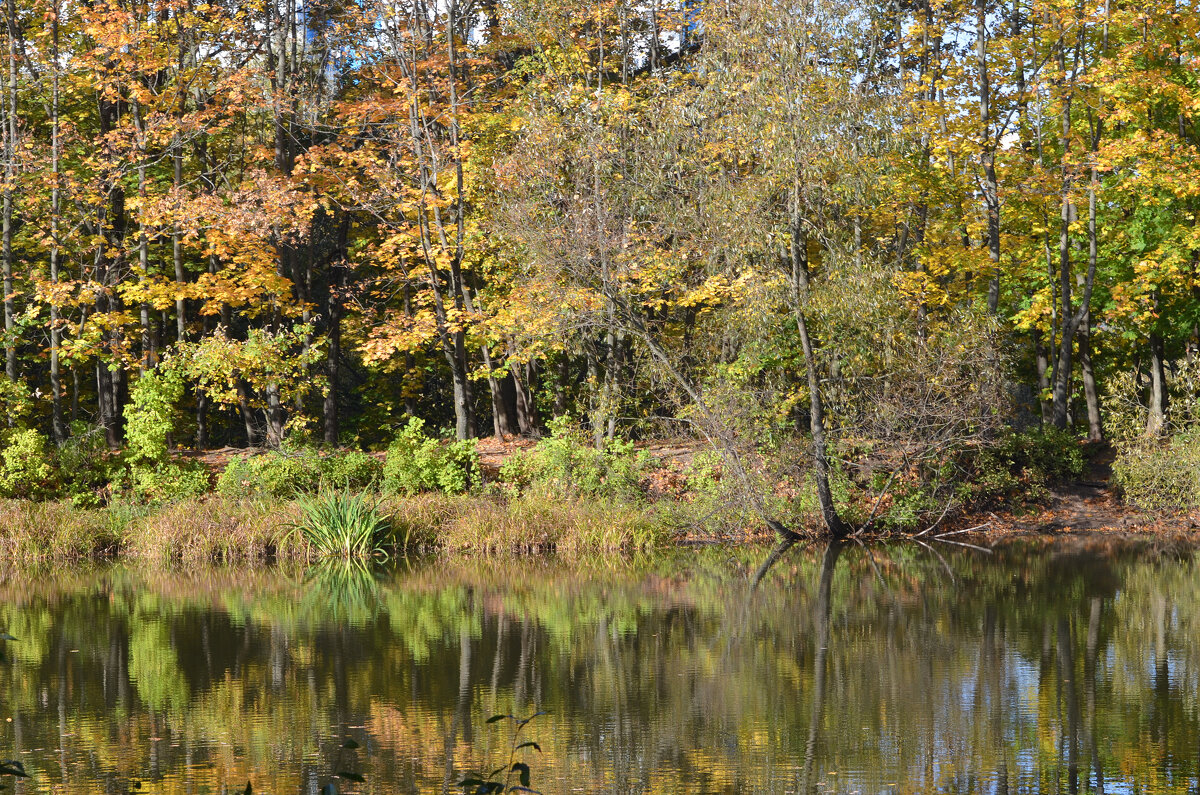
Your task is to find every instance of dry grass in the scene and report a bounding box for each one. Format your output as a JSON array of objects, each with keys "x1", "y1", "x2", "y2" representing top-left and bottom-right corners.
[
  {"x1": 121, "y1": 496, "x2": 311, "y2": 564},
  {"x1": 0, "y1": 499, "x2": 119, "y2": 562},
  {"x1": 0, "y1": 490, "x2": 672, "y2": 564},
  {"x1": 385, "y1": 489, "x2": 668, "y2": 553}
]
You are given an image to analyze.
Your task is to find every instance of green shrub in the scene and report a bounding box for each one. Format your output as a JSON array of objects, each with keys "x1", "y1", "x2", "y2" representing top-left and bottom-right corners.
[
  {"x1": 0, "y1": 429, "x2": 58, "y2": 499},
  {"x1": 1112, "y1": 433, "x2": 1200, "y2": 511},
  {"x1": 320, "y1": 450, "x2": 383, "y2": 489},
  {"x1": 288, "y1": 491, "x2": 391, "y2": 557},
  {"x1": 383, "y1": 418, "x2": 479, "y2": 495},
  {"x1": 217, "y1": 450, "x2": 319, "y2": 498},
  {"x1": 130, "y1": 461, "x2": 212, "y2": 505},
  {"x1": 124, "y1": 368, "x2": 185, "y2": 464},
  {"x1": 971, "y1": 427, "x2": 1085, "y2": 500},
  {"x1": 58, "y1": 422, "x2": 120, "y2": 507},
  {"x1": 218, "y1": 447, "x2": 383, "y2": 498},
  {"x1": 499, "y1": 417, "x2": 649, "y2": 500}
]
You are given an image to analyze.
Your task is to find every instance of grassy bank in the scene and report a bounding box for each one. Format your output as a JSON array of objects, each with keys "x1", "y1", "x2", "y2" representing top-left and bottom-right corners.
[
  {"x1": 0, "y1": 491, "x2": 671, "y2": 564},
  {"x1": 0, "y1": 418, "x2": 1110, "y2": 563}
]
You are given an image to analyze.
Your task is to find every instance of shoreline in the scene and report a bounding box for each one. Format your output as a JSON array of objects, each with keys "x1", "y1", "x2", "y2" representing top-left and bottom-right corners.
[{"x1": 2, "y1": 475, "x2": 1196, "y2": 565}]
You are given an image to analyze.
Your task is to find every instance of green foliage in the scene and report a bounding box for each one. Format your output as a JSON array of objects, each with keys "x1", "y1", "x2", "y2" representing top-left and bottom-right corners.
[
  {"x1": 321, "y1": 450, "x2": 384, "y2": 489},
  {"x1": 288, "y1": 491, "x2": 392, "y2": 557},
  {"x1": 218, "y1": 447, "x2": 383, "y2": 499},
  {"x1": 130, "y1": 461, "x2": 212, "y2": 505},
  {"x1": 119, "y1": 367, "x2": 212, "y2": 505},
  {"x1": 383, "y1": 418, "x2": 479, "y2": 495},
  {"x1": 0, "y1": 429, "x2": 57, "y2": 499},
  {"x1": 124, "y1": 367, "x2": 185, "y2": 464},
  {"x1": 176, "y1": 326, "x2": 326, "y2": 426},
  {"x1": 57, "y1": 422, "x2": 120, "y2": 508},
  {"x1": 0, "y1": 379, "x2": 33, "y2": 429},
  {"x1": 1112, "y1": 433, "x2": 1200, "y2": 511},
  {"x1": 499, "y1": 417, "x2": 649, "y2": 500},
  {"x1": 971, "y1": 427, "x2": 1085, "y2": 500}
]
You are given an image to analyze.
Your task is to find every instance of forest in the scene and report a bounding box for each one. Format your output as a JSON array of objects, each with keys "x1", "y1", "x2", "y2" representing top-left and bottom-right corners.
[{"x1": 0, "y1": 0, "x2": 1197, "y2": 539}]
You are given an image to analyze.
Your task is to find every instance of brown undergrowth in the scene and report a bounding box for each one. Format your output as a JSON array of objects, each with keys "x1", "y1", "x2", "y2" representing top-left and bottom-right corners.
[{"x1": 0, "y1": 490, "x2": 668, "y2": 564}]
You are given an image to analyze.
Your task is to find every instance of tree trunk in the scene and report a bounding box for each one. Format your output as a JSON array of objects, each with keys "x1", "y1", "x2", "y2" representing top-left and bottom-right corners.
[
  {"x1": 237, "y1": 380, "x2": 258, "y2": 447},
  {"x1": 1080, "y1": 309, "x2": 1102, "y2": 442},
  {"x1": 96, "y1": 359, "x2": 118, "y2": 449},
  {"x1": 1034, "y1": 329, "x2": 1052, "y2": 424},
  {"x1": 513, "y1": 359, "x2": 539, "y2": 436},
  {"x1": 265, "y1": 383, "x2": 285, "y2": 448},
  {"x1": 484, "y1": 350, "x2": 519, "y2": 438},
  {"x1": 49, "y1": 4, "x2": 64, "y2": 442},
  {"x1": 173, "y1": 141, "x2": 187, "y2": 342},
  {"x1": 324, "y1": 264, "x2": 342, "y2": 445},
  {"x1": 977, "y1": 0, "x2": 1001, "y2": 314},
  {"x1": 1, "y1": 0, "x2": 17, "y2": 384},
  {"x1": 1050, "y1": 39, "x2": 1076, "y2": 429},
  {"x1": 791, "y1": 209, "x2": 847, "y2": 538},
  {"x1": 1146, "y1": 330, "x2": 1167, "y2": 437}
]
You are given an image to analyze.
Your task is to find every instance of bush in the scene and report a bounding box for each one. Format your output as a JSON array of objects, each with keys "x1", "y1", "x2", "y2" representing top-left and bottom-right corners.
[
  {"x1": 971, "y1": 427, "x2": 1085, "y2": 501},
  {"x1": 499, "y1": 417, "x2": 650, "y2": 500},
  {"x1": 58, "y1": 422, "x2": 120, "y2": 507},
  {"x1": 1113, "y1": 433, "x2": 1200, "y2": 511},
  {"x1": 124, "y1": 368, "x2": 185, "y2": 464},
  {"x1": 0, "y1": 429, "x2": 58, "y2": 499},
  {"x1": 321, "y1": 450, "x2": 383, "y2": 488},
  {"x1": 218, "y1": 447, "x2": 383, "y2": 498},
  {"x1": 383, "y1": 418, "x2": 479, "y2": 495},
  {"x1": 130, "y1": 461, "x2": 212, "y2": 505}
]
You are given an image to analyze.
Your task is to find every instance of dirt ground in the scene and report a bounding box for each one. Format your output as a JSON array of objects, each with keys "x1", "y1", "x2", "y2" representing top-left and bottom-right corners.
[{"x1": 974, "y1": 444, "x2": 1200, "y2": 542}]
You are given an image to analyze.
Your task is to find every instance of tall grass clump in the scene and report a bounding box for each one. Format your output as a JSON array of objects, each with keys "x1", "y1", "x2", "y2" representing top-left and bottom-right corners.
[
  {"x1": 0, "y1": 499, "x2": 119, "y2": 561},
  {"x1": 289, "y1": 491, "x2": 392, "y2": 558},
  {"x1": 411, "y1": 490, "x2": 667, "y2": 553},
  {"x1": 121, "y1": 496, "x2": 304, "y2": 563}
]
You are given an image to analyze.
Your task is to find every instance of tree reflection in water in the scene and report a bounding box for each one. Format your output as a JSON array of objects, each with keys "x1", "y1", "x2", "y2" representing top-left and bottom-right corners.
[{"x1": 0, "y1": 541, "x2": 1194, "y2": 793}]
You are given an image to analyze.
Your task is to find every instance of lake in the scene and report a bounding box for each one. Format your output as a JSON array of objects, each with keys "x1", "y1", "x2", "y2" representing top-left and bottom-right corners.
[{"x1": 0, "y1": 538, "x2": 1195, "y2": 793}]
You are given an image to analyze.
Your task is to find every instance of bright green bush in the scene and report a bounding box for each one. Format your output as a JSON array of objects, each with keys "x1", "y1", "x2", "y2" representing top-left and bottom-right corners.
[
  {"x1": 130, "y1": 461, "x2": 212, "y2": 504},
  {"x1": 124, "y1": 368, "x2": 185, "y2": 464},
  {"x1": 0, "y1": 429, "x2": 58, "y2": 499},
  {"x1": 321, "y1": 450, "x2": 383, "y2": 488},
  {"x1": 1113, "y1": 433, "x2": 1200, "y2": 511},
  {"x1": 383, "y1": 418, "x2": 479, "y2": 495},
  {"x1": 499, "y1": 417, "x2": 649, "y2": 500},
  {"x1": 218, "y1": 447, "x2": 383, "y2": 498}
]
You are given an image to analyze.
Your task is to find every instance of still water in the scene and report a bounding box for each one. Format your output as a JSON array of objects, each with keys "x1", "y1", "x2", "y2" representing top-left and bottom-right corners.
[{"x1": 0, "y1": 539, "x2": 1197, "y2": 794}]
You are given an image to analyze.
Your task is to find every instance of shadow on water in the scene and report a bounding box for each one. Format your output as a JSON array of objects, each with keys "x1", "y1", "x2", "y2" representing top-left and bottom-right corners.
[{"x1": 0, "y1": 539, "x2": 1195, "y2": 793}]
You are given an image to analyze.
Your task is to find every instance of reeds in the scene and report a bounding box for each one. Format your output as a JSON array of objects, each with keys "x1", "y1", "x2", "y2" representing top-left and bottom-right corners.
[{"x1": 288, "y1": 491, "x2": 391, "y2": 558}]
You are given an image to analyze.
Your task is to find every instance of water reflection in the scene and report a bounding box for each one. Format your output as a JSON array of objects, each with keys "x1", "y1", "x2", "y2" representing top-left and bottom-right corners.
[{"x1": 0, "y1": 540, "x2": 1197, "y2": 793}]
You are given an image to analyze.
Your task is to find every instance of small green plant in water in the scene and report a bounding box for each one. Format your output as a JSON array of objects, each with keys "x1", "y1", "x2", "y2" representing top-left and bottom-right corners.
[
  {"x1": 289, "y1": 491, "x2": 392, "y2": 558},
  {"x1": 459, "y1": 711, "x2": 546, "y2": 794}
]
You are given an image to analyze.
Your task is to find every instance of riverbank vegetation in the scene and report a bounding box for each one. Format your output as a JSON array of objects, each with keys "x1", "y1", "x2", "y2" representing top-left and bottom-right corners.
[
  {"x1": 0, "y1": 420, "x2": 1086, "y2": 562},
  {"x1": 0, "y1": 0, "x2": 1196, "y2": 540}
]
